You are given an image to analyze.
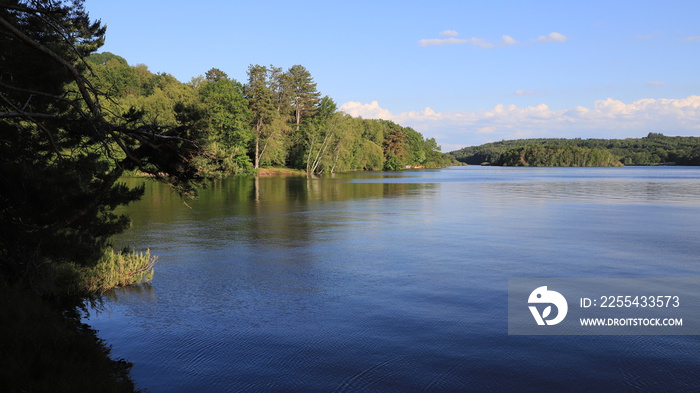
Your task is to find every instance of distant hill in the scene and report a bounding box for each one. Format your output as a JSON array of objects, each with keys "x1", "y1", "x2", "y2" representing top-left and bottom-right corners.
[{"x1": 449, "y1": 133, "x2": 700, "y2": 166}]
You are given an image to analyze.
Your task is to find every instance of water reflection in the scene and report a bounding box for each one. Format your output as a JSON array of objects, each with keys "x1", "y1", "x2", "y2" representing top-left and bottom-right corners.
[{"x1": 91, "y1": 167, "x2": 700, "y2": 392}]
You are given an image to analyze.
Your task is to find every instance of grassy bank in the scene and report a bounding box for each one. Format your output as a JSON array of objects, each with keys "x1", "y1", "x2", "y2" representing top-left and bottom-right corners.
[{"x1": 255, "y1": 166, "x2": 307, "y2": 176}]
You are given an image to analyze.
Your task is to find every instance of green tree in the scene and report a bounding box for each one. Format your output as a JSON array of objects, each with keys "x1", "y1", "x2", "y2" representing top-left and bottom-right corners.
[
  {"x1": 0, "y1": 0, "x2": 205, "y2": 295},
  {"x1": 245, "y1": 64, "x2": 279, "y2": 169},
  {"x1": 261, "y1": 65, "x2": 293, "y2": 166},
  {"x1": 383, "y1": 121, "x2": 407, "y2": 170},
  {"x1": 287, "y1": 64, "x2": 321, "y2": 130},
  {"x1": 86, "y1": 52, "x2": 139, "y2": 98},
  {"x1": 268, "y1": 65, "x2": 292, "y2": 114},
  {"x1": 205, "y1": 67, "x2": 228, "y2": 82},
  {"x1": 404, "y1": 127, "x2": 427, "y2": 167},
  {"x1": 305, "y1": 96, "x2": 341, "y2": 173},
  {"x1": 197, "y1": 68, "x2": 253, "y2": 174}
]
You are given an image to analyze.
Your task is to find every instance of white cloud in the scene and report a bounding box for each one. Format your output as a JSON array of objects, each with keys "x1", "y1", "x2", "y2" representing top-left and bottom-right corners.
[
  {"x1": 418, "y1": 37, "x2": 493, "y2": 48},
  {"x1": 647, "y1": 81, "x2": 665, "y2": 87},
  {"x1": 339, "y1": 101, "x2": 393, "y2": 119},
  {"x1": 501, "y1": 35, "x2": 518, "y2": 46},
  {"x1": 514, "y1": 89, "x2": 537, "y2": 96},
  {"x1": 535, "y1": 32, "x2": 568, "y2": 43},
  {"x1": 682, "y1": 35, "x2": 700, "y2": 42},
  {"x1": 340, "y1": 96, "x2": 700, "y2": 149},
  {"x1": 440, "y1": 30, "x2": 459, "y2": 37},
  {"x1": 420, "y1": 31, "x2": 565, "y2": 48}
]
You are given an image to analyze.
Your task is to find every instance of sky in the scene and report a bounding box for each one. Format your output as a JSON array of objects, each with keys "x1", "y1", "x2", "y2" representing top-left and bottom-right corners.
[{"x1": 83, "y1": 0, "x2": 700, "y2": 151}]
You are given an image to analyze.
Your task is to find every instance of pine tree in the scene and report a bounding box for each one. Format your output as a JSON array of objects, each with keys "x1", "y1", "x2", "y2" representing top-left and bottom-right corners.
[
  {"x1": 0, "y1": 0, "x2": 205, "y2": 295},
  {"x1": 244, "y1": 64, "x2": 278, "y2": 169},
  {"x1": 287, "y1": 65, "x2": 321, "y2": 130}
]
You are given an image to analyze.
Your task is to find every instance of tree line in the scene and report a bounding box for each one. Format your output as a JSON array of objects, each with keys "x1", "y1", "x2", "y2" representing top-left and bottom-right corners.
[
  {"x1": 450, "y1": 133, "x2": 700, "y2": 166},
  {"x1": 87, "y1": 53, "x2": 456, "y2": 176}
]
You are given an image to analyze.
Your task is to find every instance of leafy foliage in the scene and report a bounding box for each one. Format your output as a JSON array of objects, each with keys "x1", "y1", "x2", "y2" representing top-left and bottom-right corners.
[{"x1": 87, "y1": 59, "x2": 457, "y2": 175}]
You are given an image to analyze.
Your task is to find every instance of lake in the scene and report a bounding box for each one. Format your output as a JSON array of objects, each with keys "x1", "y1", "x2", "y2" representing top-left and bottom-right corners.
[{"x1": 87, "y1": 166, "x2": 700, "y2": 392}]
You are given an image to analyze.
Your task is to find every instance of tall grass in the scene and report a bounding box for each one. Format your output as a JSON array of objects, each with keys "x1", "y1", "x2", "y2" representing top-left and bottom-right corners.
[{"x1": 82, "y1": 247, "x2": 157, "y2": 294}]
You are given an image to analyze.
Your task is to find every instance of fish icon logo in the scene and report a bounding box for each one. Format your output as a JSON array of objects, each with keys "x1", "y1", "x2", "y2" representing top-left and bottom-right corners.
[{"x1": 528, "y1": 286, "x2": 568, "y2": 326}]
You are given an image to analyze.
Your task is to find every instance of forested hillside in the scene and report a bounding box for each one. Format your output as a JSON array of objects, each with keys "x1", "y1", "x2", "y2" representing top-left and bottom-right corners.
[
  {"x1": 87, "y1": 53, "x2": 456, "y2": 175},
  {"x1": 450, "y1": 133, "x2": 700, "y2": 166}
]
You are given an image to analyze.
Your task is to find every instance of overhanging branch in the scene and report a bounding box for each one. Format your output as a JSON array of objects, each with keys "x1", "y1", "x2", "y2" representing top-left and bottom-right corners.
[
  {"x1": 0, "y1": 112, "x2": 58, "y2": 119},
  {"x1": 0, "y1": 14, "x2": 101, "y2": 118}
]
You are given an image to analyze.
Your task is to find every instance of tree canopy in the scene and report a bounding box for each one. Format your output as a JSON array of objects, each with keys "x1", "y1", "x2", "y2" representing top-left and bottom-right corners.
[{"x1": 84, "y1": 58, "x2": 457, "y2": 175}]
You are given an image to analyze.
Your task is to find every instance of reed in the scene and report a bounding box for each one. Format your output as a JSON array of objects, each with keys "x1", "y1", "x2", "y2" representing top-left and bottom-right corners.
[{"x1": 82, "y1": 247, "x2": 157, "y2": 293}]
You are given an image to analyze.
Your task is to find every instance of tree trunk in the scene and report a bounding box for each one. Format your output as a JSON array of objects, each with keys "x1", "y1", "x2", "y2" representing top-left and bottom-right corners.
[{"x1": 254, "y1": 120, "x2": 263, "y2": 169}]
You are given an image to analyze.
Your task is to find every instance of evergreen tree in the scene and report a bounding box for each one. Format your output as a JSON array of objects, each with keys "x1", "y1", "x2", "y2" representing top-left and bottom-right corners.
[
  {"x1": 244, "y1": 64, "x2": 278, "y2": 169},
  {"x1": 287, "y1": 64, "x2": 321, "y2": 130},
  {"x1": 205, "y1": 67, "x2": 228, "y2": 82},
  {"x1": 0, "y1": 0, "x2": 205, "y2": 295}
]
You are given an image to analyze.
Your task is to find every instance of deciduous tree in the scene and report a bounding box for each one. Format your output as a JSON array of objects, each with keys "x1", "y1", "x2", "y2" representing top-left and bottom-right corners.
[{"x1": 197, "y1": 68, "x2": 253, "y2": 174}]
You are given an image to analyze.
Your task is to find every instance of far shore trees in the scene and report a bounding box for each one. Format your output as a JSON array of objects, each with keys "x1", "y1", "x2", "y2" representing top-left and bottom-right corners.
[{"x1": 450, "y1": 133, "x2": 700, "y2": 166}]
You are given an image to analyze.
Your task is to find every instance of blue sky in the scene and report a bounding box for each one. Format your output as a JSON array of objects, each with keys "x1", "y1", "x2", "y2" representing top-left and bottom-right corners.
[{"x1": 84, "y1": 0, "x2": 700, "y2": 150}]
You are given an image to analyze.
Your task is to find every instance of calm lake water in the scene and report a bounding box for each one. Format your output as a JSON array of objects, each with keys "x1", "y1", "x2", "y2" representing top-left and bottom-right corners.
[{"x1": 87, "y1": 166, "x2": 700, "y2": 392}]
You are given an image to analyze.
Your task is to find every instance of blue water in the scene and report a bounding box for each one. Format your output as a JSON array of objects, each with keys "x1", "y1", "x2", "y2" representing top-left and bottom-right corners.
[{"x1": 88, "y1": 166, "x2": 700, "y2": 392}]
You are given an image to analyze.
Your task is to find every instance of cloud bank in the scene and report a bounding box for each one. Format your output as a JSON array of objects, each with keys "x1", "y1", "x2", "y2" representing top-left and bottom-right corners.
[{"x1": 340, "y1": 96, "x2": 700, "y2": 150}]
